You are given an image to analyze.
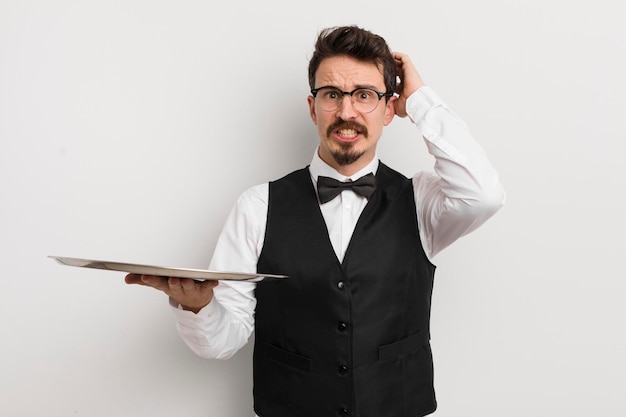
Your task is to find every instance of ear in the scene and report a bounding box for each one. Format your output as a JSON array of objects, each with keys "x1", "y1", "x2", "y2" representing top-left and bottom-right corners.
[
  {"x1": 383, "y1": 95, "x2": 397, "y2": 126},
  {"x1": 307, "y1": 95, "x2": 318, "y2": 125}
]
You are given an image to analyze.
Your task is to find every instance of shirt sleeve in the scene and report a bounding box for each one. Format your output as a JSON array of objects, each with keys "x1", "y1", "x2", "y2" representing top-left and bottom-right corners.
[
  {"x1": 170, "y1": 183, "x2": 269, "y2": 359},
  {"x1": 408, "y1": 86, "x2": 506, "y2": 260}
]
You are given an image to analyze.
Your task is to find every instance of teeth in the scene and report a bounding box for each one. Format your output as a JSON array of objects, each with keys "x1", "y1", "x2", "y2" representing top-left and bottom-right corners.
[{"x1": 338, "y1": 129, "x2": 357, "y2": 137}]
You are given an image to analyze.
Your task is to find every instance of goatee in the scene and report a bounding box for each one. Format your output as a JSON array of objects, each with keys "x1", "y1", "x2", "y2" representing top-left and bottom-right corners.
[
  {"x1": 327, "y1": 120, "x2": 368, "y2": 166},
  {"x1": 331, "y1": 143, "x2": 365, "y2": 166}
]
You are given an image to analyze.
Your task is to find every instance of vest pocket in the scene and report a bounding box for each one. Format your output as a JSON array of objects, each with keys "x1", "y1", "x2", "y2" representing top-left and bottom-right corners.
[
  {"x1": 378, "y1": 331, "x2": 428, "y2": 362},
  {"x1": 267, "y1": 344, "x2": 313, "y2": 373}
]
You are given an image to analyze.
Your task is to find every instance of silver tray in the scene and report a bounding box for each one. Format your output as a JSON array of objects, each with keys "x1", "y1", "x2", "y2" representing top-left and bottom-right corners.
[{"x1": 49, "y1": 256, "x2": 287, "y2": 281}]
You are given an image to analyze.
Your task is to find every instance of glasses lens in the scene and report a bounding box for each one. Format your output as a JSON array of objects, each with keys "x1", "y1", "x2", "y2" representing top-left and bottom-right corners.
[
  {"x1": 315, "y1": 87, "x2": 381, "y2": 113},
  {"x1": 352, "y1": 89, "x2": 379, "y2": 113},
  {"x1": 316, "y1": 87, "x2": 342, "y2": 111}
]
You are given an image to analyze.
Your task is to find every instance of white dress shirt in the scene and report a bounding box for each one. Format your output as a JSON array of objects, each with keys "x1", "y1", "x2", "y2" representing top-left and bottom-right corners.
[{"x1": 170, "y1": 86, "x2": 505, "y2": 366}]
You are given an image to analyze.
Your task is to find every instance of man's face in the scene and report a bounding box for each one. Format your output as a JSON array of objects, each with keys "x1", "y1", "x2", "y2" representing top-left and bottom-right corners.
[{"x1": 308, "y1": 55, "x2": 396, "y2": 175}]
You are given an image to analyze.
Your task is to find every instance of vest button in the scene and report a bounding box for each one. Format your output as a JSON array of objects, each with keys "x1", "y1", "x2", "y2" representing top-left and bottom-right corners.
[
  {"x1": 337, "y1": 281, "x2": 345, "y2": 289},
  {"x1": 337, "y1": 322, "x2": 347, "y2": 331},
  {"x1": 338, "y1": 408, "x2": 349, "y2": 416},
  {"x1": 338, "y1": 365, "x2": 348, "y2": 375}
]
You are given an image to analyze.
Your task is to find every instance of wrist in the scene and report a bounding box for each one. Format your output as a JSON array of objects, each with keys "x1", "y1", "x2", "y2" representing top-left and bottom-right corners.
[{"x1": 180, "y1": 300, "x2": 210, "y2": 314}]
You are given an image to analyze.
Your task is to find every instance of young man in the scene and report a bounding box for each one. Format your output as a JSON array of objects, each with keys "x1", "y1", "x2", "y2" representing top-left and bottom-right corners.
[{"x1": 127, "y1": 25, "x2": 505, "y2": 417}]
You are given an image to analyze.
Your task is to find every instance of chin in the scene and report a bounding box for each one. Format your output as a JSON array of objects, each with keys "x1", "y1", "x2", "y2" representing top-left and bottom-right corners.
[{"x1": 331, "y1": 147, "x2": 365, "y2": 166}]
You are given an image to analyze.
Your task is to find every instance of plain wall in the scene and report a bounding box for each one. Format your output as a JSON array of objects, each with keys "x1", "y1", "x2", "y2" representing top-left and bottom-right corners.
[{"x1": 1, "y1": 0, "x2": 624, "y2": 416}]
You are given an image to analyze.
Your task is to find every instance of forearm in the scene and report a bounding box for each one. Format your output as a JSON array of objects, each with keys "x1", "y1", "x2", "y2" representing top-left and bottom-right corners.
[
  {"x1": 170, "y1": 281, "x2": 256, "y2": 359},
  {"x1": 409, "y1": 87, "x2": 506, "y2": 258},
  {"x1": 170, "y1": 185, "x2": 267, "y2": 359}
]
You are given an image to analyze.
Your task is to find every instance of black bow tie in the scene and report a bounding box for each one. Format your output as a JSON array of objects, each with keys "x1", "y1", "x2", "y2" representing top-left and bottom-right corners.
[{"x1": 317, "y1": 173, "x2": 376, "y2": 204}]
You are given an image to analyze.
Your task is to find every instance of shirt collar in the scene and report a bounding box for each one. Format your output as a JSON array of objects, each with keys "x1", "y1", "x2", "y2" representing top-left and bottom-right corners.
[{"x1": 309, "y1": 147, "x2": 379, "y2": 183}]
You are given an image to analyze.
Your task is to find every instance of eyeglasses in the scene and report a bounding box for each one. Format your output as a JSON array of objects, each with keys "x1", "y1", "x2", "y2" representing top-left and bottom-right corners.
[{"x1": 310, "y1": 86, "x2": 393, "y2": 113}]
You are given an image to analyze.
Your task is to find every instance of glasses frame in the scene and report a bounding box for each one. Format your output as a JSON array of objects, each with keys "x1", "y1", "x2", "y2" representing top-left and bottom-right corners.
[{"x1": 310, "y1": 86, "x2": 394, "y2": 113}]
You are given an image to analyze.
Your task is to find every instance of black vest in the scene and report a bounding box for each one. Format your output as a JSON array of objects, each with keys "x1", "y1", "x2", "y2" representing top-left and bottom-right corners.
[{"x1": 254, "y1": 163, "x2": 437, "y2": 417}]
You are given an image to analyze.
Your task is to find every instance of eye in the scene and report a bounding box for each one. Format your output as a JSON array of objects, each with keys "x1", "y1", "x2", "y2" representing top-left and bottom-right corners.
[
  {"x1": 355, "y1": 89, "x2": 375, "y2": 101},
  {"x1": 323, "y1": 89, "x2": 341, "y2": 100}
]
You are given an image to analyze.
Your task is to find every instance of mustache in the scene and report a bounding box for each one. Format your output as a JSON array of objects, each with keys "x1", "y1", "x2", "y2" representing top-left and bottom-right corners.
[{"x1": 326, "y1": 120, "x2": 368, "y2": 138}]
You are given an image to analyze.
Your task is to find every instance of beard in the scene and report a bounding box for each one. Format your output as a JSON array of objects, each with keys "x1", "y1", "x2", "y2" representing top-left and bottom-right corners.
[
  {"x1": 326, "y1": 120, "x2": 368, "y2": 166},
  {"x1": 331, "y1": 143, "x2": 366, "y2": 166}
]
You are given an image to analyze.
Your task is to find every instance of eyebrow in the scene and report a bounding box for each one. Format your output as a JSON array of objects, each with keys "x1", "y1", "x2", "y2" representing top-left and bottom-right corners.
[{"x1": 318, "y1": 84, "x2": 384, "y2": 91}]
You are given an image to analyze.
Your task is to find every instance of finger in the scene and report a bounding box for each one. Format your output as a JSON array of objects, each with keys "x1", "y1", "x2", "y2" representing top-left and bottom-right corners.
[
  {"x1": 140, "y1": 275, "x2": 171, "y2": 291},
  {"x1": 125, "y1": 273, "x2": 143, "y2": 285},
  {"x1": 392, "y1": 53, "x2": 407, "y2": 70},
  {"x1": 204, "y1": 280, "x2": 219, "y2": 290},
  {"x1": 167, "y1": 278, "x2": 203, "y2": 306},
  {"x1": 166, "y1": 278, "x2": 217, "y2": 301},
  {"x1": 180, "y1": 278, "x2": 197, "y2": 292},
  {"x1": 194, "y1": 279, "x2": 220, "y2": 293},
  {"x1": 125, "y1": 273, "x2": 165, "y2": 287},
  {"x1": 166, "y1": 277, "x2": 188, "y2": 298},
  {"x1": 395, "y1": 79, "x2": 404, "y2": 94},
  {"x1": 166, "y1": 278, "x2": 217, "y2": 312},
  {"x1": 174, "y1": 278, "x2": 218, "y2": 294}
]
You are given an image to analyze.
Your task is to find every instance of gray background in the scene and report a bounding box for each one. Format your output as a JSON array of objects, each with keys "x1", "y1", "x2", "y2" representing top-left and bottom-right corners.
[{"x1": 1, "y1": 0, "x2": 624, "y2": 416}]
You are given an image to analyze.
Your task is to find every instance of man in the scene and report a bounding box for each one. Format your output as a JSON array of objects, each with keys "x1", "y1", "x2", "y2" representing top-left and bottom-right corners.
[{"x1": 126, "y1": 25, "x2": 505, "y2": 417}]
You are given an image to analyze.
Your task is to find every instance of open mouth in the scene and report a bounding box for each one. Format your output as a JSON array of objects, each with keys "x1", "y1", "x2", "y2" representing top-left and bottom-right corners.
[
  {"x1": 329, "y1": 121, "x2": 367, "y2": 142},
  {"x1": 336, "y1": 128, "x2": 359, "y2": 140}
]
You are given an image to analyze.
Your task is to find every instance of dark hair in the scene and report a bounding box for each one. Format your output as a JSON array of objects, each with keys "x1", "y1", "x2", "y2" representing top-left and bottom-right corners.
[{"x1": 308, "y1": 25, "x2": 396, "y2": 96}]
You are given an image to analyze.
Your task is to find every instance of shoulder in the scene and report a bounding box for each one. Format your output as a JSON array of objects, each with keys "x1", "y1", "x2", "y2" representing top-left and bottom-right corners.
[
  {"x1": 235, "y1": 167, "x2": 310, "y2": 209},
  {"x1": 267, "y1": 166, "x2": 312, "y2": 197},
  {"x1": 236, "y1": 182, "x2": 269, "y2": 209},
  {"x1": 269, "y1": 166, "x2": 310, "y2": 184},
  {"x1": 378, "y1": 161, "x2": 410, "y2": 181}
]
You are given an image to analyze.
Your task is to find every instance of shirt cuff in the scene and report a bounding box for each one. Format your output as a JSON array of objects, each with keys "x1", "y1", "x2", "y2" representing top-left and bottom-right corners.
[
  {"x1": 169, "y1": 296, "x2": 219, "y2": 321},
  {"x1": 406, "y1": 86, "x2": 446, "y2": 127}
]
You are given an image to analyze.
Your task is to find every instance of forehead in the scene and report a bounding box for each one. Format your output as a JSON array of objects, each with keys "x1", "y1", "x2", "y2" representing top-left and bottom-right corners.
[{"x1": 315, "y1": 55, "x2": 385, "y2": 89}]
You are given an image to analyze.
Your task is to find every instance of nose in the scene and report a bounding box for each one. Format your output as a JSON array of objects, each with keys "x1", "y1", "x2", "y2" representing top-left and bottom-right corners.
[{"x1": 337, "y1": 93, "x2": 358, "y2": 120}]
